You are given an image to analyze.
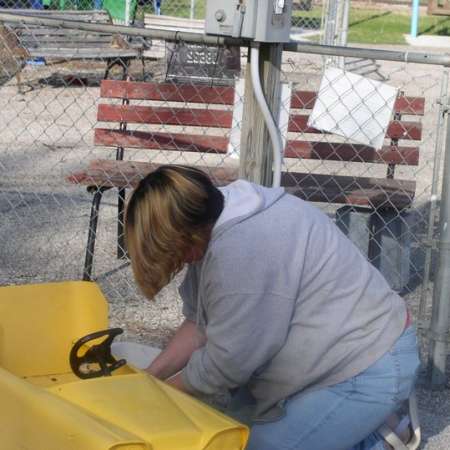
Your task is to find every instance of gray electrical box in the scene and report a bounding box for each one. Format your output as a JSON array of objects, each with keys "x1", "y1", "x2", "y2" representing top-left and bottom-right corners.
[{"x1": 205, "y1": 0, "x2": 293, "y2": 43}]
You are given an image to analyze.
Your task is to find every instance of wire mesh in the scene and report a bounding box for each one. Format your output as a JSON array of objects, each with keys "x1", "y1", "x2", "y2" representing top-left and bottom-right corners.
[{"x1": 0, "y1": 13, "x2": 447, "y2": 357}]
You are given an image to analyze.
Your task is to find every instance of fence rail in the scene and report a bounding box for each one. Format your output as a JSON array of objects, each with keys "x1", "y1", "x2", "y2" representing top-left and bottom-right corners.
[{"x1": 1, "y1": 10, "x2": 450, "y2": 67}]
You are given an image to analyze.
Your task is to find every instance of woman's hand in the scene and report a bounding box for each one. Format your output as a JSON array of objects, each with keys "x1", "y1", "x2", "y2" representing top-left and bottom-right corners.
[
  {"x1": 165, "y1": 372, "x2": 194, "y2": 394},
  {"x1": 145, "y1": 319, "x2": 206, "y2": 380}
]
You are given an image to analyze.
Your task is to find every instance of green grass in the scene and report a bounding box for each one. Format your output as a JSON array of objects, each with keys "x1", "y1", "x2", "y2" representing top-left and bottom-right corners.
[
  {"x1": 138, "y1": 1, "x2": 450, "y2": 45},
  {"x1": 161, "y1": 1, "x2": 205, "y2": 19},
  {"x1": 347, "y1": 10, "x2": 450, "y2": 44},
  {"x1": 294, "y1": 8, "x2": 450, "y2": 45},
  {"x1": 137, "y1": 0, "x2": 205, "y2": 20}
]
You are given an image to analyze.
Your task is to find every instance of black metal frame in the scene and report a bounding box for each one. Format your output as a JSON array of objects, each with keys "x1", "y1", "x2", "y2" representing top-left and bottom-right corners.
[
  {"x1": 83, "y1": 186, "x2": 109, "y2": 281},
  {"x1": 387, "y1": 91, "x2": 404, "y2": 180},
  {"x1": 83, "y1": 62, "x2": 131, "y2": 281},
  {"x1": 104, "y1": 56, "x2": 131, "y2": 81}
]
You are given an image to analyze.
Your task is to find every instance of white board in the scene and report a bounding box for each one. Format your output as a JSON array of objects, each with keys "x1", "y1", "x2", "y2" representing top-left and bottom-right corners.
[{"x1": 308, "y1": 67, "x2": 398, "y2": 150}]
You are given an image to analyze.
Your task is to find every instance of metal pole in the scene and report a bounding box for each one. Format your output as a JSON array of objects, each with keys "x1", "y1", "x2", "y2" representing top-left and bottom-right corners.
[
  {"x1": 125, "y1": 0, "x2": 130, "y2": 26},
  {"x1": 283, "y1": 41, "x2": 450, "y2": 67},
  {"x1": 190, "y1": 0, "x2": 195, "y2": 19},
  {"x1": 0, "y1": 11, "x2": 241, "y2": 46},
  {"x1": 430, "y1": 97, "x2": 450, "y2": 388},
  {"x1": 411, "y1": 0, "x2": 420, "y2": 38},
  {"x1": 323, "y1": 0, "x2": 338, "y2": 46},
  {"x1": 338, "y1": 0, "x2": 350, "y2": 68},
  {"x1": 340, "y1": 0, "x2": 350, "y2": 46},
  {"x1": 419, "y1": 70, "x2": 448, "y2": 338}
]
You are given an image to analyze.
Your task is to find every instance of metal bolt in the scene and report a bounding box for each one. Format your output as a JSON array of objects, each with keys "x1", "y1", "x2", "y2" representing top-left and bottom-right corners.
[{"x1": 215, "y1": 9, "x2": 226, "y2": 22}]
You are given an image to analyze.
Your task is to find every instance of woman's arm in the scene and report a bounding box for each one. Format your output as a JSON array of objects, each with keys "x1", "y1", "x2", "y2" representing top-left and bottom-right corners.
[
  {"x1": 146, "y1": 319, "x2": 206, "y2": 381},
  {"x1": 181, "y1": 292, "x2": 294, "y2": 395}
]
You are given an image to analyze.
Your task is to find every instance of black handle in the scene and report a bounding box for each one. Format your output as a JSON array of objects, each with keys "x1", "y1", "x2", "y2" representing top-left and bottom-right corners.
[{"x1": 70, "y1": 328, "x2": 127, "y2": 379}]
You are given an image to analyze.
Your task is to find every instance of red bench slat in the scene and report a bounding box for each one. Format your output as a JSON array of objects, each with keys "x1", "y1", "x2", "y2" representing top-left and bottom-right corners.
[
  {"x1": 98, "y1": 106, "x2": 421, "y2": 140},
  {"x1": 288, "y1": 114, "x2": 422, "y2": 140},
  {"x1": 284, "y1": 141, "x2": 419, "y2": 165},
  {"x1": 95, "y1": 129, "x2": 418, "y2": 166},
  {"x1": 100, "y1": 80, "x2": 235, "y2": 105},
  {"x1": 68, "y1": 159, "x2": 415, "y2": 209},
  {"x1": 97, "y1": 104, "x2": 233, "y2": 128},
  {"x1": 100, "y1": 82, "x2": 425, "y2": 115},
  {"x1": 394, "y1": 97, "x2": 425, "y2": 115},
  {"x1": 94, "y1": 129, "x2": 229, "y2": 153},
  {"x1": 68, "y1": 159, "x2": 238, "y2": 188},
  {"x1": 290, "y1": 91, "x2": 425, "y2": 115},
  {"x1": 290, "y1": 91, "x2": 317, "y2": 110}
]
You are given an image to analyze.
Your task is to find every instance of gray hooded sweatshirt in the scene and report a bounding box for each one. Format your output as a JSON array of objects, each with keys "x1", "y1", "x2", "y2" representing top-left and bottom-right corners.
[{"x1": 179, "y1": 180, "x2": 407, "y2": 421}]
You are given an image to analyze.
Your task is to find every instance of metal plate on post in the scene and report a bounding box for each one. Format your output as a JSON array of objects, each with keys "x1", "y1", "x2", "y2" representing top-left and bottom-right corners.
[{"x1": 165, "y1": 42, "x2": 241, "y2": 85}]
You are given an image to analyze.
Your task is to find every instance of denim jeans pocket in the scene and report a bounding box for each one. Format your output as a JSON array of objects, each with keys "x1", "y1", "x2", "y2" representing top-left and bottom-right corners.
[{"x1": 351, "y1": 327, "x2": 420, "y2": 406}]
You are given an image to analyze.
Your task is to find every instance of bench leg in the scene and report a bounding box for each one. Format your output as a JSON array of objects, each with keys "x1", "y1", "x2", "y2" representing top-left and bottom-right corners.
[
  {"x1": 335, "y1": 206, "x2": 373, "y2": 256},
  {"x1": 104, "y1": 58, "x2": 131, "y2": 81},
  {"x1": 104, "y1": 59, "x2": 113, "y2": 80},
  {"x1": 336, "y1": 206, "x2": 412, "y2": 293},
  {"x1": 83, "y1": 188, "x2": 105, "y2": 281},
  {"x1": 122, "y1": 58, "x2": 131, "y2": 80},
  {"x1": 141, "y1": 55, "x2": 146, "y2": 81},
  {"x1": 16, "y1": 70, "x2": 24, "y2": 95},
  {"x1": 117, "y1": 187, "x2": 127, "y2": 259},
  {"x1": 370, "y1": 210, "x2": 412, "y2": 293}
]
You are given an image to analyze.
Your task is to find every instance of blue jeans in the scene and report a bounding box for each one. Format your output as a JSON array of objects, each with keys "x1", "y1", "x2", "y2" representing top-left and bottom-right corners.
[{"x1": 227, "y1": 326, "x2": 420, "y2": 450}]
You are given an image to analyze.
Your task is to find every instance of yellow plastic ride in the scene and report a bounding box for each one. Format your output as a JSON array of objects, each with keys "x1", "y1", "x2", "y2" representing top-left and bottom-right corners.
[{"x1": 0, "y1": 281, "x2": 248, "y2": 450}]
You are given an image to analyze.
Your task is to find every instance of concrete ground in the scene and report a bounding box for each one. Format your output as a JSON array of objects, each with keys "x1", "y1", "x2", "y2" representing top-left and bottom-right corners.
[{"x1": 0, "y1": 41, "x2": 449, "y2": 449}]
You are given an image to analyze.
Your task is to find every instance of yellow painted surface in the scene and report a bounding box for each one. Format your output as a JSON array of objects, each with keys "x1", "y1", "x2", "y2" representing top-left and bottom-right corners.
[
  {"x1": 0, "y1": 281, "x2": 249, "y2": 450},
  {"x1": 0, "y1": 281, "x2": 108, "y2": 377},
  {"x1": 49, "y1": 372, "x2": 247, "y2": 449},
  {"x1": 0, "y1": 365, "x2": 150, "y2": 450},
  {"x1": 25, "y1": 365, "x2": 134, "y2": 388}
]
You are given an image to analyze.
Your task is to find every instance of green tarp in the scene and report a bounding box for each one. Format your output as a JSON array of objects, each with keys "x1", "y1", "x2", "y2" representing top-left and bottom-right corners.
[
  {"x1": 55, "y1": 0, "x2": 137, "y2": 25},
  {"x1": 103, "y1": 0, "x2": 137, "y2": 24},
  {"x1": 57, "y1": 0, "x2": 97, "y2": 9}
]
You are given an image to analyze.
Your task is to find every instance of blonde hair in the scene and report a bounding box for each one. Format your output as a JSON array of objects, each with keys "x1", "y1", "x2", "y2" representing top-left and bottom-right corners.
[{"x1": 125, "y1": 165, "x2": 224, "y2": 300}]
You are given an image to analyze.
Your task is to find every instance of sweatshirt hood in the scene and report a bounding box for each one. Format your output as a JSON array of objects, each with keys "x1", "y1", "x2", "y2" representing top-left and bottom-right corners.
[{"x1": 212, "y1": 180, "x2": 285, "y2": 240}]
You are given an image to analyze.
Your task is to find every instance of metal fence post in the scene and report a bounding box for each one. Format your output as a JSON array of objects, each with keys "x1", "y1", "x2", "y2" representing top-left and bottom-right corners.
[
  {"x1": 430, "y1": 97, "x2": 450, "y2": 388},
  {"x1": 419, "y1": 70, "x2": 448, "y2": 340},
  {"x1": 338, "y1": 0, "x2": 350, "y2": 68},
  {"x1": 339, "y1": 0, "x2": 350, "y2": 47},
  {"x1": 322, "y1": 0, "x2": 338, "y2": 46}
]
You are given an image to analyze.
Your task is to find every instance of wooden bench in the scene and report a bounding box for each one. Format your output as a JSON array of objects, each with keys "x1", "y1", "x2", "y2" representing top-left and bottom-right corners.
[
  {"x1": 0, "y1": 9, "x2": 146, "y2": 87},
  {"x1": 68, "y1": 79, "x2": 424, "y2": 281}
]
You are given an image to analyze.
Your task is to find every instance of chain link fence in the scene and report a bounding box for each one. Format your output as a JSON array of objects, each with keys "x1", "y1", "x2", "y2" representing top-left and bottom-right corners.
[
  {"x1": 0, "y1": 11, "x2": 449, "y2": 377},
  {"x1": 280, "y1": 46, "x2": 447, "y2": 364}
]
